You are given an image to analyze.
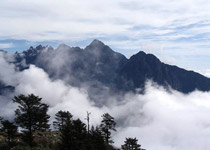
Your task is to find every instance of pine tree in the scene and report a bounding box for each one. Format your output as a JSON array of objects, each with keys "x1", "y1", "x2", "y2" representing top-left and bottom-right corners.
[
  {"x1": 13, "y1": 94, "x2": 50, "y2": 148},
  {"x1": 59, "y1": 117, "x2": 87, "y2": 150},
  {"x1": 53, "y1": 110, "x2": 73, "y2": 130},
  {"x1": 59, "y1": 117, "x2": 74, "y2": 150},
  {"x1": 100, "y1": 113, "x2": 116, "y2": 145},
  {"x1": 72, "y1": 119, "x2": 87, "y2": 150},
  {"x1": 88, "y1": 126, "x2": 106, "y2": 150},
  {"x1": 121, "y1": 137, "x2": 142, "y2": 150}
]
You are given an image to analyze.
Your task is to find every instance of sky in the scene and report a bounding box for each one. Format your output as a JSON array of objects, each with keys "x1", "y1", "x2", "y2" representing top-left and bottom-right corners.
[{"x1": 0, "y1": 0, "x2": 210, "y2": 73}]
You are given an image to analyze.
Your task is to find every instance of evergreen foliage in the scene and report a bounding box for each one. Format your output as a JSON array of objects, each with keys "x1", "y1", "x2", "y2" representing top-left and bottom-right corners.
[
  {"x1": 13, "y1": 94, "x2": 50, "y2": 148},
  {"x1": 88, "y1": 126, "x2": 106, "y2": 150},
  {"x1": 53, "y1": 110, "x2": 72, "y2": 130},
  {"x1": 121, "y1": 137, "x2": 146, "y2": 150},
  {"x1": 100, "y1": 113, "x2": 116, "y2": 144},
  {"x1": 0, "y1": 94, "x2": 146, "y2": 150}
]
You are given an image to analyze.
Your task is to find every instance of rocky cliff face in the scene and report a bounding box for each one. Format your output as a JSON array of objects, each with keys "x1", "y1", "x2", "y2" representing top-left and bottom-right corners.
[
  {"x1": 1, "y1": 39, "x2": 209, "y2": 98},
  {"x1": 118, "y1": 51, "x2": 210, "y2": 93}
]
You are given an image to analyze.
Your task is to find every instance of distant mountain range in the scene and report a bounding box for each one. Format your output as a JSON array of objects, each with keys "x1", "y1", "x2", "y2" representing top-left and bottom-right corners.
[{"x1": 1, "y1": 39, "x2": 210, "y2": 99}]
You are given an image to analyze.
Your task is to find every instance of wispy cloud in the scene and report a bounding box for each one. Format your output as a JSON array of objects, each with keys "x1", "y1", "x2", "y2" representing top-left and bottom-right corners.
[
  {"x1": 0, "y1": 43, "x2": 14, "y2": 49},
  {"x1": 0, "y1": 0, "x2": 210, "y2": 71}
]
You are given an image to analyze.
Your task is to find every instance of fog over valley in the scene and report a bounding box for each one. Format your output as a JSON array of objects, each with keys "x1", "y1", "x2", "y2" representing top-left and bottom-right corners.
[{"x1": 0, "y1": 42, "x2": 210, "y2": 150}]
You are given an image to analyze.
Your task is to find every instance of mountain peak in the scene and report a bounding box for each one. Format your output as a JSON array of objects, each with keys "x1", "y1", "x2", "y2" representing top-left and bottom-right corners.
[
  {"x1": 11, "y1": 40, "x2": 210, "y2": 94},
  {"x1": 135, "y1": 51, "x2": 147, "y2": 56},
  {"x1": 84, "y1": 39, "x2": 109, "y2": 55},
  {"x1": 88, "y1": 39, "x2": 105, "y2": 48},
  {"x1": 36, "y1": 45, "x2": 44, "y2": 50},
  {"x1": 22, "y1": 45, "x2": 46, "y2": 56},
  {"x1": 131, "y1": 51, "x2": 160, "y2": 62},
  {"x1": 57, "y1": 43, "x2": 71, "y2": 50}
]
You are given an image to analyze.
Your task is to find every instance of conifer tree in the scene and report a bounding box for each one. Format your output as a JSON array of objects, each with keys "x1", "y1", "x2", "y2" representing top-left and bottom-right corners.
[
  {"x1": 88, "y1": 126, "x2": 106, "y2": 150},
  {"x1": 72, "y1": 119, "x2": 87, "y2": 150},
  {"x1": 13, "y1": 94, "x2": 50, "y2": 148},
  {"x1": 100, "y1": 113, "x2": 116, "y2": 144},
  {"x1": 59, "y1": 117, "x2": 87, "y2": 150},
  {"x1": 59, "y1": 117, "x2": 74, "y2": 150},
  {"x1": 53, "y1": 110, "x2": 73, "y2": 130},
  {"x1": 121, "y1": 137, "x2": 143, "y2": 150}
]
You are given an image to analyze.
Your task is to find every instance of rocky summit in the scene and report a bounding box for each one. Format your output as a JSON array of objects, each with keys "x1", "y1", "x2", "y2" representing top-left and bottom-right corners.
[{"x1": 1, "y1": 40, "x2": 210, "y2": 98}]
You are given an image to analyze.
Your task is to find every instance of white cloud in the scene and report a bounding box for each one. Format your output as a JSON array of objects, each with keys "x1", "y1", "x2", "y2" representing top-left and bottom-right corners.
[
  {"x1": 1, "y1": 53, "x2": 210, "y2": 149},
  {"x1": 0, "y1": 0, "x2": 210, "y2": 42},
  {"x1": 0, "y1": 52, "x2": 18, "y2": 85},
  {"x1": 11, "y1": 66, "x2": 210, "y2": 150},
  {"x1": 0, "y1": 43, "x2": 14, "y2": 49},
  {"x1": 14, "y1": 65, "x2": 106, "y2": 125},
  {"x1": 113, "y1": 83, "x2": 210, "y2": 150},
  {"x1": 1, "y1": 0, "x2": 210, "y2": 71},
  {"x1": 0, "y1": 53, "x2": 106, "y2": 124}
]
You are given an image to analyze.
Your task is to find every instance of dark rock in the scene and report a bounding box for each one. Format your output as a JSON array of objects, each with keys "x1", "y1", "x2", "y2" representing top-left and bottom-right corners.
[{"x1": 12, "y1": 40, "x2": 210, "y2": 96}]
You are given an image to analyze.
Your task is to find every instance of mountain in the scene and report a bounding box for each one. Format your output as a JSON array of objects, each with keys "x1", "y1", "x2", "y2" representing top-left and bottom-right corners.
[
  {"x1": 118, "y1": 51, "x2": 210, "y2": 93},
  {"x1": 2, "y1": 39, "x2": 210, "y2": 98}
]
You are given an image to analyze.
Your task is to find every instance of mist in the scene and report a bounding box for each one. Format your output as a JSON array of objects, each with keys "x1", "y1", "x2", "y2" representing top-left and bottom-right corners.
[
  {"x1": 113, "y1": 83, "x2": 210, "y2": 150},
  {"x1": 0, "y1": 52, "x2": 210, "y2": 150}
]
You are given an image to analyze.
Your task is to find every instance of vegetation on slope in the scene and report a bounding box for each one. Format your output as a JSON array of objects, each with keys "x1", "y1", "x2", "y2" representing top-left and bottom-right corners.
[{"x1": 0, "y1": 94, "x2": 145, "y2": 150}]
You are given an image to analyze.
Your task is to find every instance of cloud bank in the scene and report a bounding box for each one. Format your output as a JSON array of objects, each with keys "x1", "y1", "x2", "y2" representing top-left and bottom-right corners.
[
  {"x1": 1, "y1": 52, "x2": 210, "y2": 150},
  {"x1": 113, "y1": 84, "x2": 210, "y2": 150}
]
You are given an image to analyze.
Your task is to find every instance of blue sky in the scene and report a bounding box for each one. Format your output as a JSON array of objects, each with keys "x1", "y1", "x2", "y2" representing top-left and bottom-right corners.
[{"x1": 0, "y1": 0, "x2": 210, "y2": 75}]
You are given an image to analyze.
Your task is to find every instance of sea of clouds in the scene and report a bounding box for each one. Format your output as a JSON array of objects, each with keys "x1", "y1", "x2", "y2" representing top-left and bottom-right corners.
[{"x1": 0, "y1": 52, "x2": 210, "y2": 150}]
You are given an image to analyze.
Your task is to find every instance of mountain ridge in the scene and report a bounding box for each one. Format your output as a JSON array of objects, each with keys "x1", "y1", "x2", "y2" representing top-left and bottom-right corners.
[{"x1": 1, "y1": 39, "x2": 210, "y2": 100}]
